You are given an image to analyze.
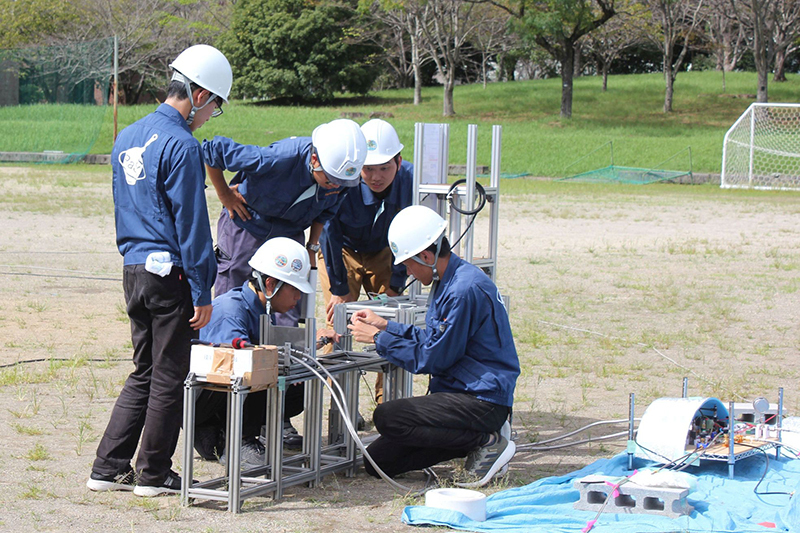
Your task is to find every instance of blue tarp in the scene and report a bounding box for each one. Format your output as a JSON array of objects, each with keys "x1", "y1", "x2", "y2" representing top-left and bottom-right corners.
[{"x1": 403, "y1": 452, "x2": 800, "y2": 532}]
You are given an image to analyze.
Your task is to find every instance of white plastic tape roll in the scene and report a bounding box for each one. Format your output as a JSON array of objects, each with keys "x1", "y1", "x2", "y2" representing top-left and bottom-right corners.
[{"x1": 425, "y1": 488, "x2": 487, "y2": 522}]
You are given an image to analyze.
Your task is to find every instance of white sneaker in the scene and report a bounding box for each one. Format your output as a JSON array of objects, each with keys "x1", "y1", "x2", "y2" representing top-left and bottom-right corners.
[
  {"x1": 457, "y1": 432, "x2": 516, "y2": 488},
  {"x1": 133, "y1": 470, "x2": 182, "y2": 497}
]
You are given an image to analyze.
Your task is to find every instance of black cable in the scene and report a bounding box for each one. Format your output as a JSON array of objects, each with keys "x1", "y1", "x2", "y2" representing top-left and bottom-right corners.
[
  {"x1": 736, "y1": 442, "x2": 794, "y2": 497},
  {"x1": 446, "y1": 179, "x2": 486, "y2": 215},
  {"x1": 0, "y1": 357, "x2": 129, "y2": 369},
  {"x1": 0, "y1": 271, "x2": 121, "y2": 282}
]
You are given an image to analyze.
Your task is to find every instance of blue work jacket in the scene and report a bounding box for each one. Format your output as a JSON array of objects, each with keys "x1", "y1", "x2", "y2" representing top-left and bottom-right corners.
[
  {"x1": 112, "y1": 103, "x2": 216, "y2": 306},
  {"x1": 320, "y1": 160, "x2": 413, "y2": 296},
  {"x1": 199, "y1": 281, "x2": 263, "y2": 345},
  {"x1": 202, "y1": 136, "x2": 346, "y2": 241},
  {"x1": 375, "y1": 254, "x2": 519, "y2": 407}
]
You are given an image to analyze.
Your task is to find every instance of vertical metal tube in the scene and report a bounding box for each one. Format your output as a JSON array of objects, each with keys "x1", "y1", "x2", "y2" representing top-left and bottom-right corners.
[
  {"x1": 777, "y1": 387, "x2": 784, "y2": 458},
  {"x1": 682, "y1": 377, "x2": 688, "y2": 398},
  {"x1": 728, "y1": 401, "x2": 735, "y2": 479},
  {"x1": 413, "y1": 122, "x2": 424, "y2": 206},
  {"x1": 464, "y1": 124, "x2": 478, "y2": 263},
  {"x1": 181, "y1": 377, "x2": 195, "y2": 506},
  {"x1": 627, "y1": 392, "x2": 635, "y2": 470},
  {"x1": 489, "y1": 125, "x2": 502, "y2": 282}
]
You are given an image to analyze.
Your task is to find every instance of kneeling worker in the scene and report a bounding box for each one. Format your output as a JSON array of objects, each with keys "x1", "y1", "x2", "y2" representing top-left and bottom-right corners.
[
  {"x1": 348, "y1": 205, "x2": 520, "y2": 486},
  {"x1": 193, "y1": 237, "x2": 315, "y2": 466}
]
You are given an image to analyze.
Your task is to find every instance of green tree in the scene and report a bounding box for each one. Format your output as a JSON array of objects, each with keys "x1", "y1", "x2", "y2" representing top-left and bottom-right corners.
[
  {"x1": 476, "y1": 0, "x2": 616, "y2": 118},
  {"x1": 224, "y1": 0, "x2": 380, "y2": 102},
  {"x1": 0, "y1": 0, "x2": 77, "y2": 48}
]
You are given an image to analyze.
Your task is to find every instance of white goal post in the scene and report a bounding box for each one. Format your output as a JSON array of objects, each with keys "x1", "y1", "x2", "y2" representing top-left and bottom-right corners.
[{"x1": 721, "y1": 103, "x2": 800, "y2": 190}]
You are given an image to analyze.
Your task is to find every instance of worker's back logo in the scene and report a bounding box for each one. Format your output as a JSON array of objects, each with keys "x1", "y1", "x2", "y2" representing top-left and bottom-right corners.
[
  {"x1": 496, "y1": 289, "x2": 507, "y2": 310},
  {"x1": 345, "y1": 166, "x2": 357, "y2": 177},
  {"x1": 390, "y1": 242, "x2": 398, "y2": 254},
  {"x1": 118, "y1": 134, "x2": 158, "y2": 185},
  {"x1": 367, "y1": 140, "x2": 377, "y2": 151},
  {"x1": 274, "y1": 255, "x2": 288, "y2": 268},
  {"x1": 290, "y1": 258, "x2": 303, "y2": 272}
]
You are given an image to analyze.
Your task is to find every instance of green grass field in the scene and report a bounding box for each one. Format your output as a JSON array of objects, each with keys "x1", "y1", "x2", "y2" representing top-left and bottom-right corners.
[{"x1": 1, "y1": 71, "x2": 798, "y2": 177}]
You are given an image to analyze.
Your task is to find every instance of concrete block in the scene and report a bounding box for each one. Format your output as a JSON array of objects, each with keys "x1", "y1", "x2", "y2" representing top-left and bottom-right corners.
[{"x1": 573, "y1": 475, "x2": 693, "y2": 519}]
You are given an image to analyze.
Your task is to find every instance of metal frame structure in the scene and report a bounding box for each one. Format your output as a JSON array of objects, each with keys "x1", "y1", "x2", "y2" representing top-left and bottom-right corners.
[
  {"x1": 627, "y1": 379, "x2": 785, "y2": 479},
  {"x1": 412, "y1": 123, "x2": 502, "y2": 283},
  {"x1": 181, "y1": 122, "x2": 508, "y2": 513},
  {"x1": 181, "y1": 312, "x2": 393, "y2": 512}
]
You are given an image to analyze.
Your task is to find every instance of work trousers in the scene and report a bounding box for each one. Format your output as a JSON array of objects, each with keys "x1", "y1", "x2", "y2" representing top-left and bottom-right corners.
[
  {"x1": 318, "y1": 247, "x2": 394, "y2": 400},
  {"x1": 214, "y1": 210, "x2": 301, "y2": 326},
  {"x1": 195, "y1": 382, "x2": 305, "y2": 439},
  {"x1": 93, "y1": 265, "x2": 195, "y2": 485},
  {"x1": 364, "y1": 392, "x2": 510, "y2": 478},
  {"x1": 317, "y1": 246, "x2": 394, "y2": 320}
]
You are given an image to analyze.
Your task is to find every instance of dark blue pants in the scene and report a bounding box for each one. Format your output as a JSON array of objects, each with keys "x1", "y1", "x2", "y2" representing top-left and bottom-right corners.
[
  {"x1": 364, "y1": 392, "x2": 510, "y2": 478},
  {"x1": 93, "y1": 265, "x2": 195, "y2": 485},
  {"x1": 214, "y1": 209, "x2": 301, "y2": 326},
  {"x1": 195, "y1": 382, "x2": 305, "y2": 439}
]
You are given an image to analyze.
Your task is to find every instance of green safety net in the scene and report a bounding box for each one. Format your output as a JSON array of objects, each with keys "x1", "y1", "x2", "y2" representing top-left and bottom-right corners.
[
  {"x1": 0, "y1": 38, "x2": 114, "y2": 163},
  {"x1": 559, "y1": 165, "x2": 691, "y2": 185}
]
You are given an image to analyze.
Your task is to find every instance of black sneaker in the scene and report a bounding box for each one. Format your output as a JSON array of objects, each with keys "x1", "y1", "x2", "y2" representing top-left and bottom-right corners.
[
  {"x1": 133, "y1": 470, "x2": 183, "y2": 497},
  {"x1": 86, "y1": 466, "x2": 136, "y2": 492},
  {"x1": 219, "y1": 437, "x2": 265, "y2": 470},
  {"x1": 194, "y1": 424, "x2": 225, "y2": 461},
  {"x1": 283, "y1": 421, "x2": 303, "y2": 450}
]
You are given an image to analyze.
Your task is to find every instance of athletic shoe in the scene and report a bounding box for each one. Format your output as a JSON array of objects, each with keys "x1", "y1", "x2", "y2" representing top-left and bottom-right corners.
[
  {"x1": 86, "y1": 465, "x2": 136, "y2": 492},
  {"x1": 283, "y1": 421, "x2": 303, "y2": 450},
  {"x1": 133, "y1": 470, "x2": 183, "y2": 497},
  {"x1": 458, "y1": 432, "x2": 516, "y2": 488},
  {"x1": 498, "y1": 420, "x2": 512, "y2": 476},
  {"x1": 219, "y1": 437, "x2": 265, "y2": 470}
]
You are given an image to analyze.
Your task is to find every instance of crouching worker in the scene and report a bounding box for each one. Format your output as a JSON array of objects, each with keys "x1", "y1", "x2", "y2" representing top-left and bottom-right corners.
[
  {"x1": 348, "y1": 206, "x2": 519, "y2": 487},
  {"x1": 193, "y1": 237, "x2": 319, "y2": 467}
]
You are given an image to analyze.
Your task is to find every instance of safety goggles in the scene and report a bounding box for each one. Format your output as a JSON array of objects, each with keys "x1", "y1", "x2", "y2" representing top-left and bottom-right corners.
[
  {"x1": 211, "y1": 96, "x2": 223, "y2": 118},
  {"x1": 312, "y1": 165, "x2": 359, "y2": 188}
]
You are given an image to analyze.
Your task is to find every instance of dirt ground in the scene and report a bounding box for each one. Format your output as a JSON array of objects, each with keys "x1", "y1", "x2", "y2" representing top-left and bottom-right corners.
[{"x1": 1, "y1": 165, "x2": 800, "y2": 532}]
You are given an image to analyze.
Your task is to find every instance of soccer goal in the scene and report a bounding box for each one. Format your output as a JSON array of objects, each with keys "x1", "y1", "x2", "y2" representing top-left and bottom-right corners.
[{"x1": 721, "y1": 103, "x2": 800, "y2": 190}]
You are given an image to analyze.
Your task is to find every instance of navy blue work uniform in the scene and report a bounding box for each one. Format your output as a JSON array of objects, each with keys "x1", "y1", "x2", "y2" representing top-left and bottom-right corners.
[
  {"x1": 202, "y1": 136, "x2": 347, "y2": 297},
  {"x1": 319, "y1": 160, "x2": 413, "y2": 301},
  {"x1": 365, "y1": 254, "x2": 520, "y2": 478},
  {"x1": 193, "y1": 281, "x2": 304, "y2": 448},
  {"x1": 93, "y1": 103, "x2": 217, "y2": 486}
]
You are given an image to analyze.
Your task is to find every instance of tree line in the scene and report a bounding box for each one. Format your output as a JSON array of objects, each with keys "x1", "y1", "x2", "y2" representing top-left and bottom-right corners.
[{"x1": 1, "y1": 0, "x2": 797, "y2": 118}]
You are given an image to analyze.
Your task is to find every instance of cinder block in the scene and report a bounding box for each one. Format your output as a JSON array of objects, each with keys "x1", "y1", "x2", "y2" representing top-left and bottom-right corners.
[{"x1": 573, "y1": 476, "x2": 693, "y2": 519}]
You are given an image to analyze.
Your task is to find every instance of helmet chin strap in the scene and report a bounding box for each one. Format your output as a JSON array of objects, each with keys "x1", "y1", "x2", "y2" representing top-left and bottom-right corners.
[
  {"x1": 411, "y1": 234, "x2": 444, "y2": 282},
  {"x1": 172, "y1": 72, "x2": 214, "y2": 126},
  {"x1": 254, "y1": 271, "x2": 284, "y2": 314}
]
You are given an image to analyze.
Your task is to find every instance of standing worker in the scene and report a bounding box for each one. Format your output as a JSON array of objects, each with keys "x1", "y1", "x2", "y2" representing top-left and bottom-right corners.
[
  {"x1": 87, "y1": 44, "x2": 232, "y2": 497},
  {"x1": 203, "y1": 119, "x2": 368, "y2": 308},
  {"x1": 348, "y1": 205, "x2": 519, "y2": 486},
  {"x1": 318, "y1": 119, "x2": 413, "y2": 402}
]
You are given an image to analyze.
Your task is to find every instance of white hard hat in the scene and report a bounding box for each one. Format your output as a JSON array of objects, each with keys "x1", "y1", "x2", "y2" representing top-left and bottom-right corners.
[
  {"x1": 388, "y1": 205, "x2": 447, "y2": 265},
  {"x1": 249, "y1": 237, "x2": 313, "y2": 294},
  {"x1": 361, "y1": 119, "x2": 404, "y2": 165},
  {"x1": 169, "y1": 44, "x2": 233, "y2": 103},
  {"x1": 311, "y1": 119, "x2": 367, "y2": 186}
]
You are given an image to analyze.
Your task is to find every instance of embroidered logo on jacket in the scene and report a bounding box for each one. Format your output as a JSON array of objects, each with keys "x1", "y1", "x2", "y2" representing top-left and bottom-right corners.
[{"x1": 118, "y1": 134, "x2": 158, "y2": 185}]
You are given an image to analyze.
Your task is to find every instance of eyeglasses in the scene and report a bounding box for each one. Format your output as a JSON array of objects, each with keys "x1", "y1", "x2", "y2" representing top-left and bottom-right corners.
[{"x1": 211, "y1": 96, "x2": 223, "y2": 118}]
